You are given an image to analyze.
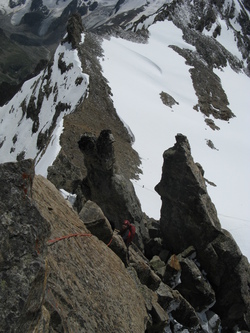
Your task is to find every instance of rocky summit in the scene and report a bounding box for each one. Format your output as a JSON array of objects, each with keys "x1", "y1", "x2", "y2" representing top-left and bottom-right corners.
[{"x1": 0, "y1": 132, "x2": 249, "y2": 333}]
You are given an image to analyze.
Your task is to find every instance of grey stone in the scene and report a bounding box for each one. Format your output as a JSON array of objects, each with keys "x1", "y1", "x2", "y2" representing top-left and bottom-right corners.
[
  {"x1": 155, "y1": 134, "x2": 250, "y2": 330},
  {"x1": 150, "y1": 255, "x2": 166, "y2": 279},
  {"x1": 79, "y1": 200, "x2": 113, "y2": 244},
  {"x1": 175, "y1": 256, "x2": 215, "y2": 312},
  {"x1": 0, "y1": 159, "x2": 50, "y2": 333},
  {"x1": 157, "y1": 282, "x2": 200, "y2": 329}
]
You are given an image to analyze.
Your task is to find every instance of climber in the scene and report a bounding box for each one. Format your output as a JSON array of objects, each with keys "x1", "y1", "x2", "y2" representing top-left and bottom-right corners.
[{"x1": 120, "y1": 220, "x2": 136, "y2": 247}]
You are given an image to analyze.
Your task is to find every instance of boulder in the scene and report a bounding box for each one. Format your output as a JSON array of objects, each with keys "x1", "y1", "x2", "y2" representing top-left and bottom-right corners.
[
  {"x1": 108, "y1": 231, "x2": 129, "y2": 266},
  {"x1": 157, "y1": 282, "x2": 200, "y2": 330},
  {"x1": 79, "y1": 200, "x2": 113, "y2": 244},
  {"x1": 158, "y1": 249, "x2": 170, "y2": 263},
  {"x1": 147, "y1": 301, "x2": 169, "y2": 333},
  {"x1": 198, "y1": 310, "x2": 221, "y2": 333},
  {"x1": 163, "y1": 254, "x2": 181, "y2": 288},
  {"x1": 150, "y1": 255, "x2": 166, "y2": 279},
  {"x1": 147, "y1": 218, "x2": 162, "y2": 239},
  {"x1": 127, "y1": 267, "x2": 169, "y2": 333},
  {"x1": 130, "y1": 261, "x2": 161, "y2": 292},
  {"x1": 129, "y1": 247, "x2": 161, "y2": 292},
  {"x1": 168, "y1": 246, "x2": 216, "y2": 313},
  {"x1": 175, "y1": 256, "x2": 215, "y2": 312}
]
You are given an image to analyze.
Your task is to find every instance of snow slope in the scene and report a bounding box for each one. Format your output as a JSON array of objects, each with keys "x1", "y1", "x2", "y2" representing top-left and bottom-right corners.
[
  {"x1": 101, "y1": 19, "x2": 250, "y2": 260},
  {"x1": 0, "y1": 35, "x2": 89, "y2": 175}
]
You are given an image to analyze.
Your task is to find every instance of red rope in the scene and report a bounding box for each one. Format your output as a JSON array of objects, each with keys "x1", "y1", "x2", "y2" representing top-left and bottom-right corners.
[
  {"x1": 47, "y1": 233, "x2": 114, "y2": 248},
  {"x1": 106, "y1": 237, "x2": 113, "y2": 247},
  {"x1": 47, "y1": 233, "x2": 92, "y2": 245}
]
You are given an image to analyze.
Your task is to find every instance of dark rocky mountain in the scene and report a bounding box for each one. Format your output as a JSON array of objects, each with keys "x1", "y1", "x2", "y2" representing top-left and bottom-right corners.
[
  {"x1": 0, "y1": 1, "x2": 250, "y2": 332},
  {"x1": 0, "y1": 0, "x2": 249, "y2": 106}
]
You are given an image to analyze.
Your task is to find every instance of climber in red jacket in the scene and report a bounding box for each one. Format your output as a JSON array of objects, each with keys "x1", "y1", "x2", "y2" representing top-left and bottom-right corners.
[{"x1": 120, "y1": 220, "x2": 136, "y2": 247}]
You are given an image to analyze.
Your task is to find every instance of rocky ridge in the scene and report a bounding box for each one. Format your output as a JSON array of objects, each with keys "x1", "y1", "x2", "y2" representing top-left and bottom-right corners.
[
  {"x1": 1, "y1": 132, "x2": 249, "y2": 333},
  {"x1": 47, "y1": 13, "x2": 142, "y2": 194},
  {"x1": 0, "y1": 2, "x2": 250, "y2": 333}
]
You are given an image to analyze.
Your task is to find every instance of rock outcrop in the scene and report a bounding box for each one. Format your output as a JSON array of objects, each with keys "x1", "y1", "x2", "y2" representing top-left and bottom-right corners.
[
  {"x1": 155, "y1": 134, "x2": 250, "y2": 331},
  {"x1": 64, "y1": 13, "x2": 84, "y2": 50},
  {"x1": 78, "y1": 129, "x2": 149, "y2": 250}
]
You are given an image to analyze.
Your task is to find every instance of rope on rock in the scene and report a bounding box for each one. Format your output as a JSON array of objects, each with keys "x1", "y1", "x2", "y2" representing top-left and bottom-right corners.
[
  {"x1": 106, "y1": 237, "x2": 113, "y2": 247},
  {"x1": 47, "y1": 233, "x2": 114, "y2": 247},
  {"x1": 47, "y1": 233, "x2": 92, "y2": 245}
]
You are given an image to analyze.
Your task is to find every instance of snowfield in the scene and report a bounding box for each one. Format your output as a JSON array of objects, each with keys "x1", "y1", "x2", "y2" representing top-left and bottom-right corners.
[{"x1": 101, "y1": 19, "x2": 250, "y2": 260}]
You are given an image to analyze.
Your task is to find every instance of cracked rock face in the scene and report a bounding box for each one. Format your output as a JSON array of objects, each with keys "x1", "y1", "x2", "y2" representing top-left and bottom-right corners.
[
  {"x1": 155, "y1": 133, "x2": 250, "y2": 330},
  {"x1": 0, "y1": 159, "x2": 50, "y2": 333},
  {"x1": 155, "y1": 133, "x2": 222, "y2": 251}
]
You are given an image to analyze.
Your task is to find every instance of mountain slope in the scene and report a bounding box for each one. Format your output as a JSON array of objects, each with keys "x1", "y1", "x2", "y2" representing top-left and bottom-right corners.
[
  {"x1": 0, "y1": 0, "x2": 249, "y2": 261},
  {"x1": 0, "y1": 1, "x2": 250, "y2": 332},
  {"x1": 0, "y1": 17, "x2": 88, "y2": 169},
  {"x1": 101, "y1": 9, "x2": 250, "y2": 260},
  {"x1": 0, "y1": 0, "x2": 167, "y2": 90}
]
